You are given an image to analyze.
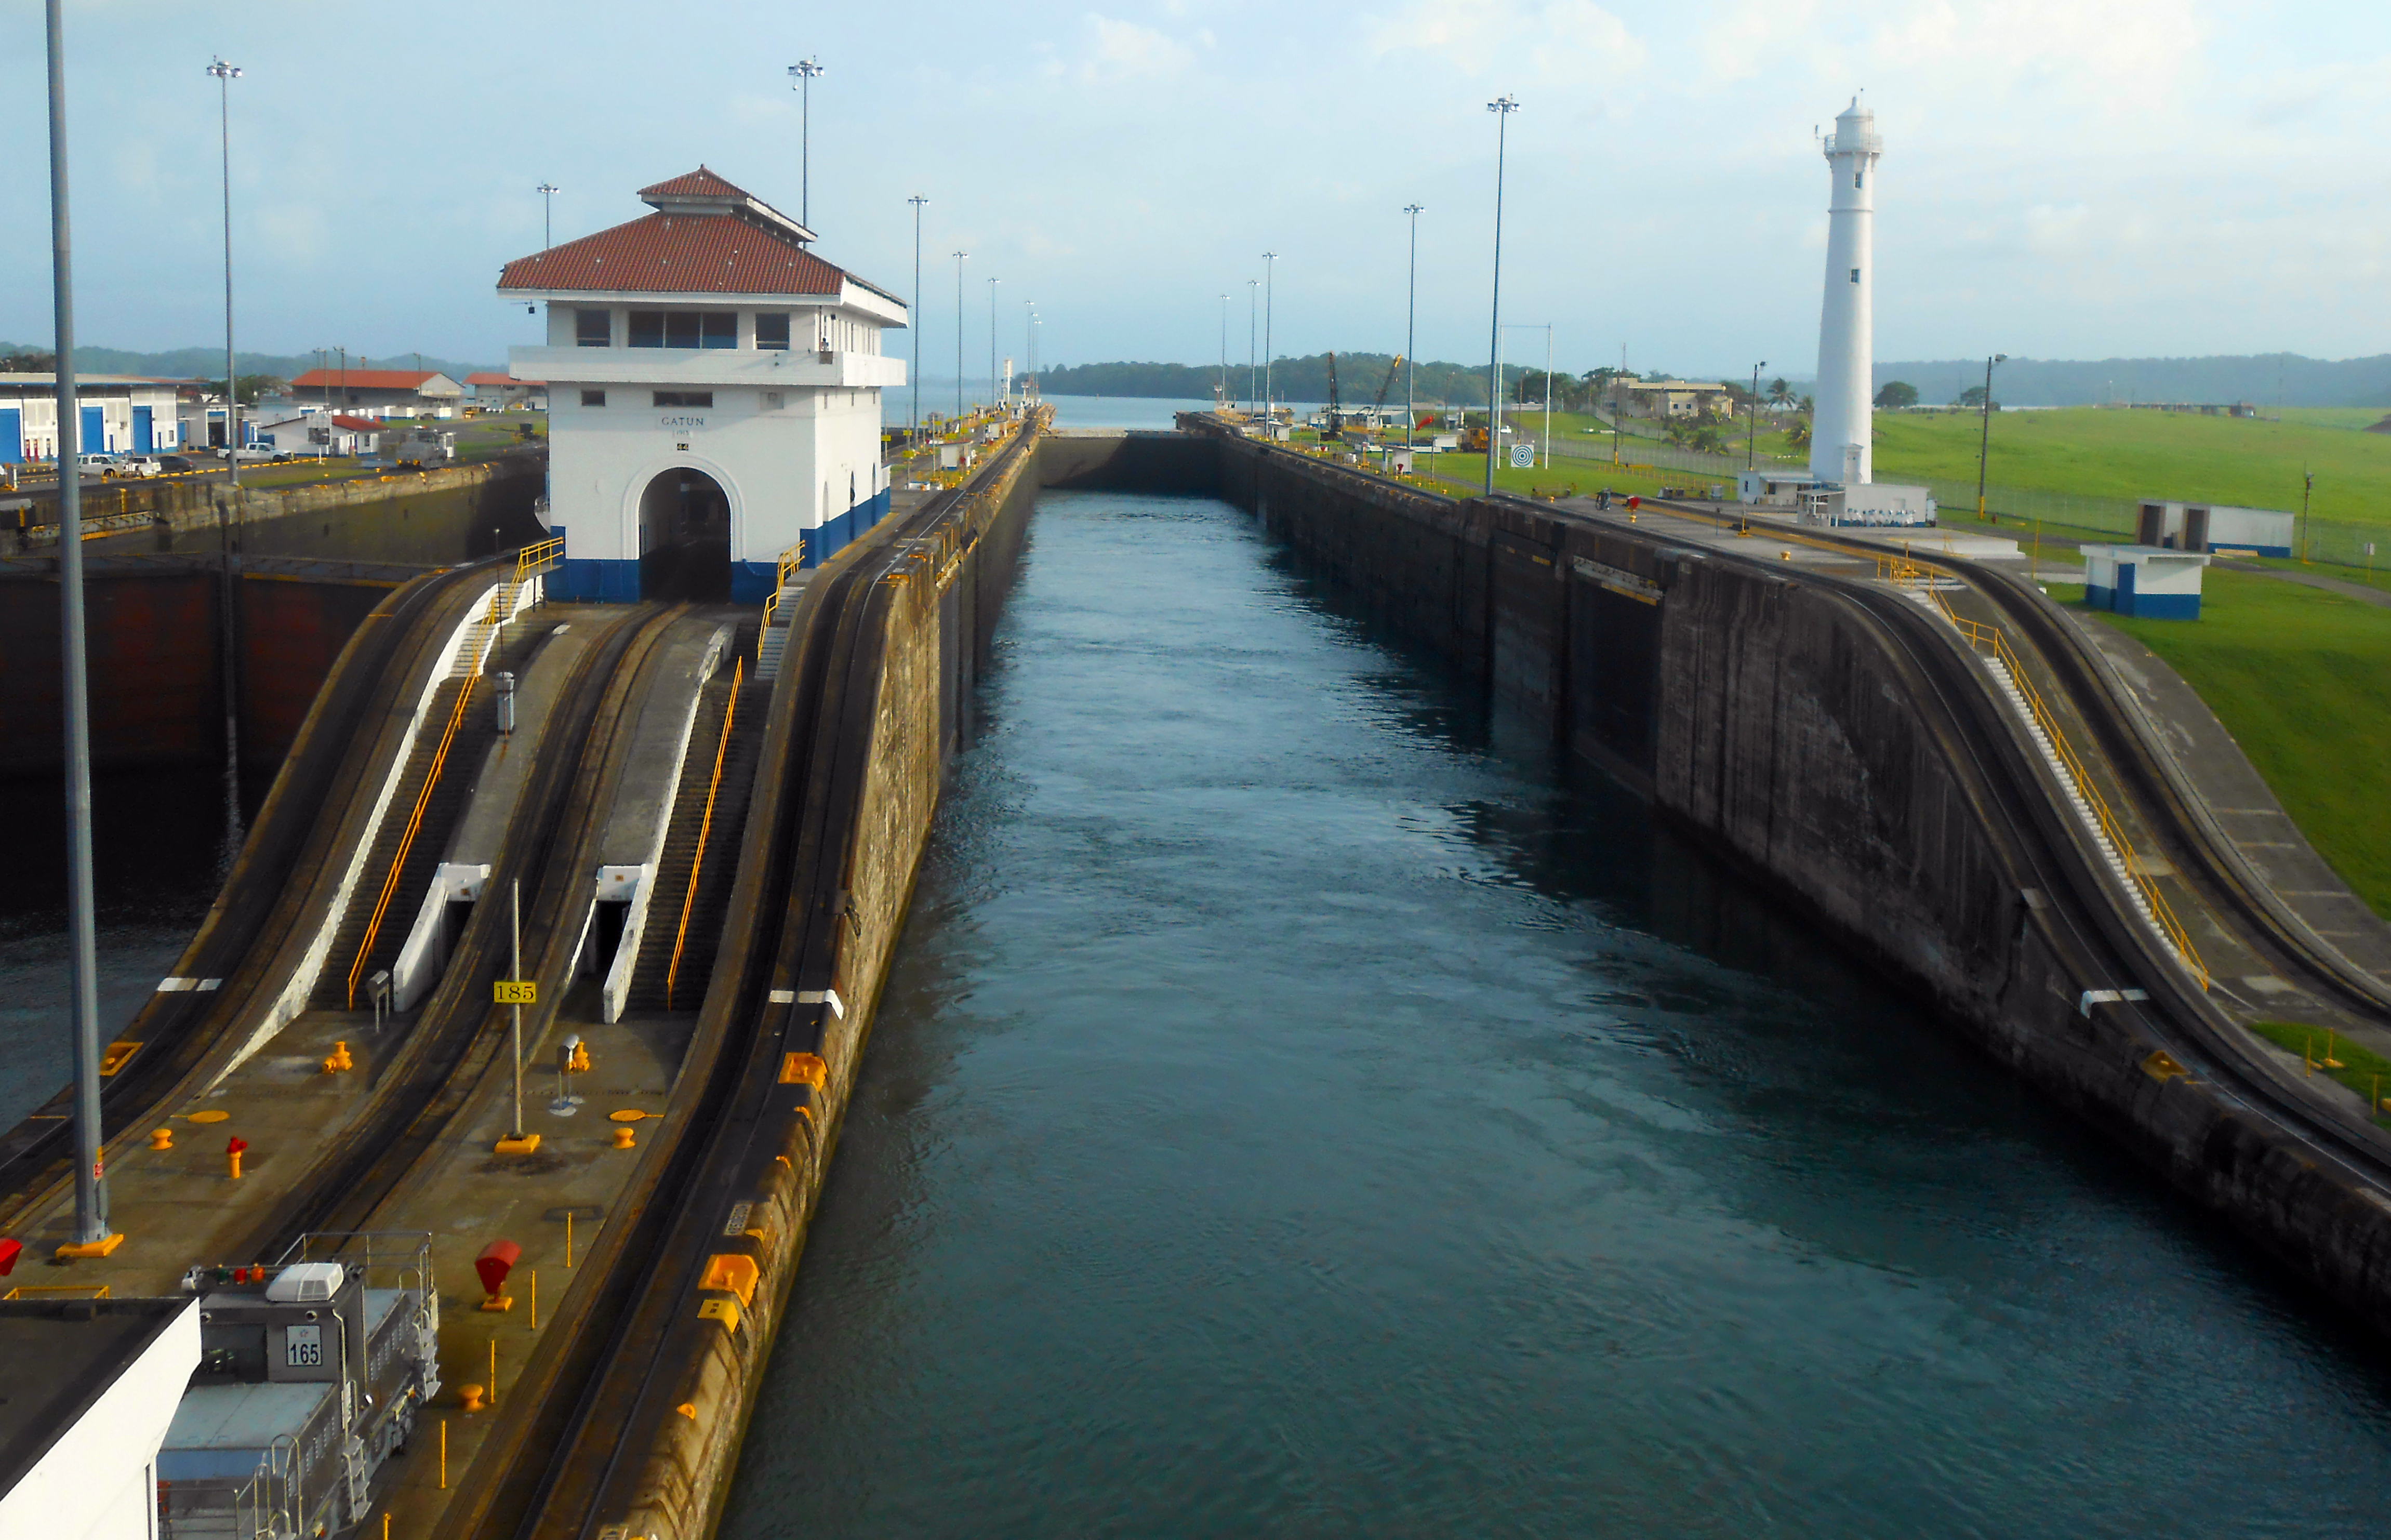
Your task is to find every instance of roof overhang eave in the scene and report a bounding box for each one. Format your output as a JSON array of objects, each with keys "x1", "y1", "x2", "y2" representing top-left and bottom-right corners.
[{"x1": 497, "y1": 284, "x2": 848, "y2": 307}]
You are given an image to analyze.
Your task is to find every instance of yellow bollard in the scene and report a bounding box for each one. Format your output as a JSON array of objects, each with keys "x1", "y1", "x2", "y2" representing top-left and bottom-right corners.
[
  {"x1": 613, "y1": 1124, "x2": 635, "y2": 1150},
  {"x1": 565, "y1": 1212, "x2": 573, "y2": 1268},
  {"x1": 529, "y1": 1270, "x2": 536, "y2": 1330},
  {"x1": 149, "y1": 1127, "x2": 172, "y2": 1151},
  {"x1": 440, "y1": 1418, "x2": 447, "y2": 1486},
  {"x1": 489, "y1": 1339, "x2": 497, "y2": 1406}
]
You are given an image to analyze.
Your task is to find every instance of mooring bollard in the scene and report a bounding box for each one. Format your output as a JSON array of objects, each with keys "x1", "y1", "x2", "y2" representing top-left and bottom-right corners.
[{"x1": 226, "y1": 1135, "x2": 248, "y2": 1179}]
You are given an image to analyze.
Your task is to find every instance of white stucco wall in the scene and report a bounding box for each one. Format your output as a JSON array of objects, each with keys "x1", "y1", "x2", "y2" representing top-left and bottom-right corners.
[{"x1": 0, "y1": 1300, "x2": 200, "y2": 1540}]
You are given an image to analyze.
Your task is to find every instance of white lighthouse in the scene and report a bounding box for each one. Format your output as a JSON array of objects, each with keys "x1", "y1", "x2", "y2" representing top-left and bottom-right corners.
[{"x1": 1811, "y1": 95, "x2": 1882, "y2": 487}]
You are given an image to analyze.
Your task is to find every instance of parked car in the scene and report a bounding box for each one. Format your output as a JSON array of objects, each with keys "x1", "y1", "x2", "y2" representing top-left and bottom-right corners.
[
  {"x1": 116, "y1": 456, "x2": 164, "y2": 477},
  {"x1": 158, "y1": 454, "x2": 197, "y2": 473},
  {"x1": 75, "y1": 452, "x2": 116, "y2": 475},
  {"x1": 216, "y1": 446, "x2": 271, "y2": 462}
]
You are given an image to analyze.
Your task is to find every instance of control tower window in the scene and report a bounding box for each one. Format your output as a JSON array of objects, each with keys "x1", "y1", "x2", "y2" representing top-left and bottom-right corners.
[
  {"x1": 575, "y1": 308, "x2": 610, "y2": 347},
  {"x1": 1850, "y1": 268, "x2": 1861, "y2": 284},
  {"x1": 629, "y1": 311, "x2": 739, "y2": 349},
  {"x1": 654, "y1": 391, "x2": 713, "y2": 408},
  {"x1": 1854, "y1": 171, "x2": 1863, "y2": 189},
  {"x1": 755, "y1": 312, "x2": 791, "y2": 351}
]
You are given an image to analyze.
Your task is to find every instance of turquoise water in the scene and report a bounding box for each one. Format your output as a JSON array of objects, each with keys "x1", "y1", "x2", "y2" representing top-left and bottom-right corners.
[{"x1": 761, "y1": 489, "x2": 2386, "y2": 1531}]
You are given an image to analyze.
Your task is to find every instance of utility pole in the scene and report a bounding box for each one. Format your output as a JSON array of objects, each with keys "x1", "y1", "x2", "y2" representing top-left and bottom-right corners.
[
  {"x1": 908, "y1": 195, "x2": 927, "y2": 447},
  {"x1": 49, "y1": 0, "x2": 111, "y2": 1253},
  {"x1": 787, "y1": 58, "x2": 825, "y2": 228},
  {"x1": 537, "y1": 182, "x2": 559, "y2": 249},
  {"x1": 953, "y1": 249, "x2": 968, "y2": 420},
  {"x1": 209, "y1": 57, "x2": 242, "y2": 487},
  {"x1": 1543, "y1": 324, "x2": 1552, "y2": 471},
  {"x1": 1974, "y1": 352, "x2": 2007, "y2": 521},
  {"x1": 1218, "y1": 294, "x2": 1229, "y2": 408},
  {"x1": 988, "y1": 276, "x2": 1001, "y2": 408},
  {"x1": 1403, "y1": 204, "x2": 1423, "y2": 448},
  {"x1": 1484, "y1": 94, "x2": 1519, "y2": 494},
  {"x1": 1612, "y1": 344, "x2": 1625, "y2": 468},
  {"x1": 2302, "y1": 469, "x2": 2314, "y2": 563}
]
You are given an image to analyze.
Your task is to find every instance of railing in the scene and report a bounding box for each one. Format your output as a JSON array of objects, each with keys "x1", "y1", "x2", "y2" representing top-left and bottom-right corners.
[
  {"x1": 1879, "y1": 553, "x2": 2211, "y2": 990},
  {"x1": 515, "y1": 535, "x2": 564, "y2": 587},
  {"x1": 666, "y1": 656, "x2": 743, "y2": 1010},
  {"x1": 759, "y1": 540, "x2": 805, "y2": 642},
  {"x1": 344, "y1": 578, "x2": 515, "y2": 1007}
]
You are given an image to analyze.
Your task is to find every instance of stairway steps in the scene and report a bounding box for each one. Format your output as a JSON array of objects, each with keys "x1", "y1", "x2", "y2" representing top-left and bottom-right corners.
[{"x1": 625, "y1": 676, "x2": 772, "y2": 1013}]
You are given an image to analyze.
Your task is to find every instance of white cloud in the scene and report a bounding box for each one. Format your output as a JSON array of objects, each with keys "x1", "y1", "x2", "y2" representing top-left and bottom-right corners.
[
  {"x1": 1078, "y1": 15, "x2": 1195, "y2": 83},
  {"x1": 1367, "y1": 0, "x2": 1647, "y2": 81}
]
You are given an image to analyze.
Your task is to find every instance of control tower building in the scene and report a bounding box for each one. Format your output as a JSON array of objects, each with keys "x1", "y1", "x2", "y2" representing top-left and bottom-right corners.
[{"x1": 1810, "y1": 95, "x2": 1882, "y2": 487}]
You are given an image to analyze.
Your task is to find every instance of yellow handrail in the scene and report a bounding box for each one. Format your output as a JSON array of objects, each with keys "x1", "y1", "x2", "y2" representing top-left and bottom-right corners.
[
  {"x1": 515, "y1": 536, "x2": 564, "y2": 586},
  {"x1": 343, "y1": 581, "x2": 513, "y2": 1007},
  {"x1": 759, "y1": 540, "x2": 805, "y2": 648},
  {"x1": 1883, "y1": 560, "x2": 2210, "y2": 990},
  {"x1": 666, "y1": 657, "x2": 742, "y2": 1010}
]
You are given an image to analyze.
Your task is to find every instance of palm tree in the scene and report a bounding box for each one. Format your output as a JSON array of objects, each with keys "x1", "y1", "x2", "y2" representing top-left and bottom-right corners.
[{"x1": 1768, "y1": 377, "x2": 1792, "y2": 411}]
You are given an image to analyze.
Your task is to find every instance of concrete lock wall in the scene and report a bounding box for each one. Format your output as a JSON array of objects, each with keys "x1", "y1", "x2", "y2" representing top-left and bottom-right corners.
[
  {"x1": 1191, "y1": 426, "x2": 2391, "y2": 1338},
  {"x1": 0, "y1": 459, "x2": 547, "y2": 785}
]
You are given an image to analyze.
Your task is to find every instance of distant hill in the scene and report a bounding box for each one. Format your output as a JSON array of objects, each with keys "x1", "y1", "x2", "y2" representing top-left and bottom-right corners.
[
  {"x1": 0, "y1": 342, "x2": 497, "y2": 382},
  {"x1": 1041, "y1": 354, "x2": 1532, "y2": 405},
  {"x1": 1871, "y1": 354, "x2": 2391, "y2": 409}
]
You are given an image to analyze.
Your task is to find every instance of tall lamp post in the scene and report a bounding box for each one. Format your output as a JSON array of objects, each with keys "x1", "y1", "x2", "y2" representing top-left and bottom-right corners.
[
  {"x1": 537, "y1": 181, "x2": 559, "y2": 249},
  {"x1": 988, "y1": 276, "x2": 1001, "y2": 407},
  {"x1": 1402, "y1": 203, "x2": 1423, "y2": 448},
  {"x1": 1483, "y1": 94, "x2": 1519, "y2": 494},
  {"x1": 1746, "y1": 360, "x2": 1766, "y2": 471},
  {"x1": 1974, "y1": 351, "x2": 2007, "y2": 521},
  {"x1": 1024, "y1": 300, "x2": 1035, "y2": 401},
  {"x1": 787, "y1": 58, "x2": 825, "y2": 228},
  {"x1": 1218, "y1": 293, "x2": 1229, "y2": 409},
  {"x1": 1246, "y1": 278, "x2": 1259, "y2": 413},
  {"x1": 907, "y1": 194, "x2": 927, "y2": 446},
  {"x1": 208, "y1": 57, "x2": 242, "y2": 488},
  {"x1": 952, "y1": 249, "x2": 968, "y2": 420},
  {"x1": 50, "y1": 0, "x2": 111, "y2": 1252},
  {"x1": 1262, "y1": 252, "x2": 1278, "y2": 428}
]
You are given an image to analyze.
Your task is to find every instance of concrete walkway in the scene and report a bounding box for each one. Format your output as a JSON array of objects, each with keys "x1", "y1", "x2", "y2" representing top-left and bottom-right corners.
[{"x1": 2066, "y1": 610, "x2": 2391, "y2": 1000}]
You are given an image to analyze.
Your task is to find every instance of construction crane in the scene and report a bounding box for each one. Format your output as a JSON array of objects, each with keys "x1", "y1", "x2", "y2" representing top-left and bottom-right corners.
[
  {"x1": 1368, "y1": 354, "x2": 1404, "y2": 435},
  {"x1": 1323, "y1": 351, "x2": 1340, "y2": 439}
]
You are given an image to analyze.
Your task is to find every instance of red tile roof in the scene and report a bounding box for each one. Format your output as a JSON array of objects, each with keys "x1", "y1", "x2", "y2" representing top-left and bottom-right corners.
[
  {"x1": 329, "y1": 414, "x2": 380, "y2": 430},
  {"x1": 638, "y1": 166, "x2": 749, "y2": 201},
  {"x1": 289, "y1": 368, "x2": 455, "y2": 390},
  {"x1": 497, "y1": 213, "x2": 851, "y2": 297}
]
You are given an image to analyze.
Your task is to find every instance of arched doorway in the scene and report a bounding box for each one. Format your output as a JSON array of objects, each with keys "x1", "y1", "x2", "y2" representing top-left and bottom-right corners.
[{"x1": 637, "y1": 467, "x2": 732, "y2": 601}]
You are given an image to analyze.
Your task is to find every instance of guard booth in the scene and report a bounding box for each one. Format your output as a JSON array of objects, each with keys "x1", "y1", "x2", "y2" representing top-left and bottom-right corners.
[{"x1": 2081, "y1": 545, "x2": 2210, "y2": 619}]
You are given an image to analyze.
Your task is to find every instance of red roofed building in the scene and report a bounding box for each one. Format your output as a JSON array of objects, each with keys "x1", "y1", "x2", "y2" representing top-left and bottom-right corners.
[
  {"x1": 497, "y1": 166, "x2": 908, "y2": 604},
  {"x1": 465, "y1": 371, "x2": 548, "y2": 410},
  {"x1": 288, "y1": 367, "x2": 464, "y2": 413}
]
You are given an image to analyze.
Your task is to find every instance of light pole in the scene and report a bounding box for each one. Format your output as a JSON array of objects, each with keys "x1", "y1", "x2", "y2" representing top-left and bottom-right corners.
[
  {"x1": 1403, "y1": 203, "x2": 1423, "y2": 448},
  {"x1": 1024, "y1": 300, "x2": 1035, "y2": 401},
  {"x1": 1484, "y1": 94, "x2": 1519, "y2": 494},
  {"x1": 1246, "y1": 278, "x2": 1259, "y2": 413},
  {"x1": 1262, "y1": 253, "x2": 1278, "y2": 428},
  {"x1": 1218, "y1": 293, "x2": 1229, "y2": 409},
  {"x1": 208, "y1": 57, "x2": 242, "y2": 488},
  {"x1": 1747, "y1": 360, "x2": 1766, "y2": 471},
  {"x1": 787, "y1": 58, "x2": 824, "y2": 228},
  {"x1": 908, "y1": 194, "x2": 927, "y2": 445},
  {"x1": 952, "y1": 249, "x2": 968, "y2": 420},
  {"x1": 50, "y1": 0, "x2": 110, "y2": 1251},
  {"x1": 988, "y1": 276, "x2": 1001, "y2": 407},
  {"x1": 1974, "y1": 352, "x2": 2007, "y2": 521},
  {"x1": 537, "y1": 182, "x2": 559, "y2": 249}
]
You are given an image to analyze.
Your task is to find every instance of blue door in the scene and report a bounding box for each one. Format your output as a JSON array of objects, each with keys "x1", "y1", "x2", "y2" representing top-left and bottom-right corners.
[
  {"x1": 0, "y1": 408, "x2": 19, "y2": 463},
  {"x1": 134, "y1": 405, "x2": 153, "y2": 452},
  {"x1": 79, "y1": 404, "x2": 104, "y2": 455}
]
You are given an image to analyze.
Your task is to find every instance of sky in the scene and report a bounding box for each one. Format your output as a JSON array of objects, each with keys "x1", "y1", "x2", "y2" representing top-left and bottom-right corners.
[{"x1": 3, "y1": 1, "x2": 2386, "y2": 381}]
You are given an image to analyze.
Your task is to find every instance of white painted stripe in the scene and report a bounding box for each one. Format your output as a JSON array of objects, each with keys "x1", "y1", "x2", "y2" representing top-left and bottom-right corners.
[{"x1": 768, "y1": 989, "x2": 796, "y2": 1004}]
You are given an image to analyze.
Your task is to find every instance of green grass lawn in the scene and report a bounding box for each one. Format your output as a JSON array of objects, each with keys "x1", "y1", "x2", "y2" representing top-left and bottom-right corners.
[
  {"x1": 1875, "y1": 406, "x2": 2391, "y2": 529},
  {"x1": 2244, "y1": 1020, "x2": 2391, "y2": 1124},
  {"x1": 2092, "y1": 569, "x2": 2391, "y2": 918}
]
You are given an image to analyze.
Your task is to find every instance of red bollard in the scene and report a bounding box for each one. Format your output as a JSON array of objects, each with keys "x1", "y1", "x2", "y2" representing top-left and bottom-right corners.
[
  {"x1": 476, "y1": 1239, "x2": 521, "y2": 1312},
  {"x1": 226, "y1": 1135, "x2": 249, "y2": 1180}
]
